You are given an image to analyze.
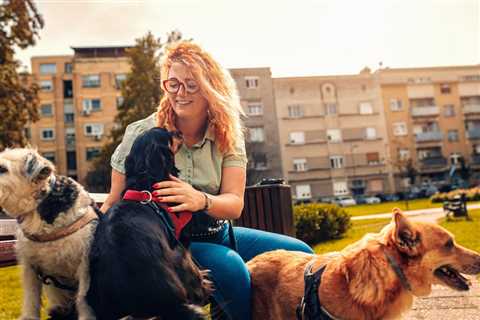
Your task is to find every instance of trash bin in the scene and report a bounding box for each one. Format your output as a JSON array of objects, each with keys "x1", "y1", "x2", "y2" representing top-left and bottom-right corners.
[{"x1": 235, "y1": 181, "x2": 294, "y2": 236}]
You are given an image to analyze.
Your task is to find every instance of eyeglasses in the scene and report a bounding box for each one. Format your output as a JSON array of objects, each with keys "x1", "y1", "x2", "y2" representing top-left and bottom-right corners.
[{"x1": 163, "y1": 78, "x2": 200, "y2": 94}]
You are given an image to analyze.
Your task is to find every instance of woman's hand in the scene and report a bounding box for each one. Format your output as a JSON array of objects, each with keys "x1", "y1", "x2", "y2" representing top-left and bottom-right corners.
[{"x1": 152, "y1": 174, "x2": 205, "y2": 212}]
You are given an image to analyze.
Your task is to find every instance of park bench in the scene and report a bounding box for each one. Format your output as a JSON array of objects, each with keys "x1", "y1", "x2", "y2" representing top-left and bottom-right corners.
[
  {"x1": 443, "y1": 194, "x2": 471, "y2": 220},
  {"x1": 0, "y1": 182, "x2": 294, "y2": 266}
]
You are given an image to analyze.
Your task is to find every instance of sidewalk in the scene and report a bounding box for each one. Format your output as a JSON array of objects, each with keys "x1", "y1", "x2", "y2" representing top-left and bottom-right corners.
[{"x1": 353, "y1": 205, "x2": 480, "y2": 319}]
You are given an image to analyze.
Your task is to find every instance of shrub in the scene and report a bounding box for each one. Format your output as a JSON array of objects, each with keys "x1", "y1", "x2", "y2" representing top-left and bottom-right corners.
[
  {"x1": 431, "y1": 187, "x2": 480, "y2": 203},
  {"x1": 293, "y1": 203, "x2": 351, "y2": 245}
]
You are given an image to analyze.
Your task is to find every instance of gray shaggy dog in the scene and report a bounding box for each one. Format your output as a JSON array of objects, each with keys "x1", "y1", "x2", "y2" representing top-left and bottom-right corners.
[{"x1": 0, "y1": 137, "x2": 209, "y2": 319}]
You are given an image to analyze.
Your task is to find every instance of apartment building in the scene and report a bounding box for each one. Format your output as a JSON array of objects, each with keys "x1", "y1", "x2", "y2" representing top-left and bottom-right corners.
[
  {"x1": 30, "y1": 46, "x2": 131, "y2": 183},
  {"x1": 230, "y1": 68, "x2": 283, "y2": 185},
  {"x1": 29, "y1": 48, "x2": 283, "y2": 186},
  {"x1": 378, "y1": 65, "x2": 480, "y2": 190},
  {"x1": 274, "y1": 69, "x2": 394, "y2": 201}
]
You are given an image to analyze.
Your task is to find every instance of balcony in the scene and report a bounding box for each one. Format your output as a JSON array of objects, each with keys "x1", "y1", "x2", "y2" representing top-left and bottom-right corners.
[
  {"x1": 463, "y1": 104, "x2": 480, "y2": 114},
  {"x1": 466, "y1": 128, "x2": 480, "y2": 140},
  {"x1": 411, "y1": 106, "x2": 439, "y2": 117},
  {"x1": 420, "y1": 157, "x2": 447, "y2": 168},
  {"x1": 415, "y1": 131, "x2": 443, "y2": 142}
]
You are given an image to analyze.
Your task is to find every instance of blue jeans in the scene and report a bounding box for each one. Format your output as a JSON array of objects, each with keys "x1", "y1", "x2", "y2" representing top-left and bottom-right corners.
[{"x1": 190, "y1": 226, "x2": 313, "y2": 320}]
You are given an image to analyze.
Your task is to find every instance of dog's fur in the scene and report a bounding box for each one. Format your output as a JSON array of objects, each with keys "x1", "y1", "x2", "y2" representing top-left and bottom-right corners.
[
  {"x1": 247, "y1": 209, "x2": 480, "y2": 320},
  {"x1": 0, "y1": 128, "x2": 209, "y2": 320}
]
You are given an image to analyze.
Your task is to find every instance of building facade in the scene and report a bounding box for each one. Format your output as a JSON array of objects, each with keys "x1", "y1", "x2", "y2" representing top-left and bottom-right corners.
[
  {"x1": 378, "y1": 65, "x2": 480, "y2": 191},
  {"x1": 30, "y1": 46, "x2": 131, "y2": 183},
  {"x1": 274, "y1": 70, "x2": 393, "y2": 201}
]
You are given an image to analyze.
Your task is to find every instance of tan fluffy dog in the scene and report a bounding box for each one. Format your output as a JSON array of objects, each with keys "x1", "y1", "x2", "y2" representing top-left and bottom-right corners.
[{"x1": 247, "y1": 209, "x2": 480, "y2": 320}]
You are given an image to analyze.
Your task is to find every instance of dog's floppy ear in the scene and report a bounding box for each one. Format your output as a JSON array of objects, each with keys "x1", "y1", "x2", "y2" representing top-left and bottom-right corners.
[
  {"x1": 392, "y1": 208, "x2": 422, "y2": 256},
  {"x1": 24, "y1": 152, "x2": 54, "y2": 183}
]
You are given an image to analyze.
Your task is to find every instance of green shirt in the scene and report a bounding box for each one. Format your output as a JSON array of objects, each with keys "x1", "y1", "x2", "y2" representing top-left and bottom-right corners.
[{"x1": 111, "y1": 113, "x2": 247, "y2": 195}]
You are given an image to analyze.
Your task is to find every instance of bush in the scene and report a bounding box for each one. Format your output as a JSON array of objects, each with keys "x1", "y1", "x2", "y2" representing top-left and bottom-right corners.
[
  {"x1": 431, "y1": 187, "x2": 480, "y2": 203},
  {"x1": 293, "y1": 203, "x2": 351, "y2": 245}
]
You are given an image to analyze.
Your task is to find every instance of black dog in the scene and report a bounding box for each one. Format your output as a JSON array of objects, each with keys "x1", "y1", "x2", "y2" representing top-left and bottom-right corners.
[{"x1": 86, "y1": 128, "x2": 210, "y2": 319}]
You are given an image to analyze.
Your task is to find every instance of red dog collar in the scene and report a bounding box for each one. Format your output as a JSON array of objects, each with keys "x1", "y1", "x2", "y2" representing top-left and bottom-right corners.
[{"x1": 123, "y1": 190, "x2": 192, "y2": 239}]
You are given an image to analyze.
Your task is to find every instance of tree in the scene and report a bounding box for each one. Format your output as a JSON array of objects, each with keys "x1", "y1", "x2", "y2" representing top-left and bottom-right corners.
[
  {"x1": 86, "y1": 30, "x2": 184, "y2": 192},
  {"x1": 0, "y1": 0, "x2": 44, "y2": 150}
]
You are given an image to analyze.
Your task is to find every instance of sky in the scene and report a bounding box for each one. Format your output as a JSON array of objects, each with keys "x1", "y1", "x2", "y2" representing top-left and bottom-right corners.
[{"x1": 15, "y1": 0, "x2": 480, "y2": 77}]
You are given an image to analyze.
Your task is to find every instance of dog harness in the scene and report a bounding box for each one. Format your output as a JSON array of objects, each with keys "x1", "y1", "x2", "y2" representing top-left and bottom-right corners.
[
  {"x1": 296, "y1": 259, "x2": 339, "y2": 320},
  {"x1": 123, "y1": 189, "x2": 192, "y2": 240}
]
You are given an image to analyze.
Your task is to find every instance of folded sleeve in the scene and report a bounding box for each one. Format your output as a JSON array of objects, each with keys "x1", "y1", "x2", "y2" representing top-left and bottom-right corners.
[
  {"x1": 222, "y1": 138, "x2": 248, "y2": 168},
  {"x1": 110, "y1": 122, "x2": 147, "y2": 174}
]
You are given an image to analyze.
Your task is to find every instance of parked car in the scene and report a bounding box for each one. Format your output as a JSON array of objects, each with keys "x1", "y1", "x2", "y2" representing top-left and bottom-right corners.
[
  {"x1": 354, "y1": 195, "x2": 367, "y2": 204},
  {"x1": 334, "y1": 196, "x2": 357, "y2": 207},
  {"x1": 364, "y1": 196, "x2": 381, "y2": 204}
]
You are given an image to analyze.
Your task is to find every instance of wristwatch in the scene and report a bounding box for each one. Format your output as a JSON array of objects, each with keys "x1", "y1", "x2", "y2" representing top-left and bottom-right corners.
[{"x1": 203, "y1": 192, "x2": 213, "y2": 211}]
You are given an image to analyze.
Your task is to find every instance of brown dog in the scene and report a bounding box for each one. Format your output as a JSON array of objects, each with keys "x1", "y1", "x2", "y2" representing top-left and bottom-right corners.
[{"x1": 247, "y1": 208, "x2": 480, "y2": 320}]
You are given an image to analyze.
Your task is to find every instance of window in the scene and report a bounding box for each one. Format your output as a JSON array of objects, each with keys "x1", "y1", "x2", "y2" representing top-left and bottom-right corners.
[
  {"x1": 39, "y1": 80, "x2": 53, "y2": 92},
  {"x1": 40, "y1": 128, "x2": 55, "y2": 141},
  {"x1": 86, "y1": 147, "x2": 101, "y2": 161},
  {"x1": 365, "y1": 127, "x2": 377, "y2": 140},
  {"x1": 116, "y1": 96, "x2": 124, "y2": 109},
  {"x1": 390, "y1": 99, "x2": 402, "y2": 111},
  {"x1": 440, "y1": 84, "x2": 451, "y2": 94},
  {"x1": 325, "y1": 103, "x2": 337, "y2": 115},
  {"x1": 251, "y1": 153, "x2": 268, "y2": 170},
  {"x1": 444, "y1": 104, "x2": 455, "y2": 117},
  {"x1": 247, "y1": 102, "x2": 263, "y2": 116},
  {"x1": 398, "y1": 148, "x2": 410, "y2": 160},
  {"x1": 40, "y1": 104, "x2": 53, "y2": 117},
  {"x1": 447, "y1": 130, "x2": 459, "y2": 142},
  {"x1": 84, "y1": 123, "x2": 104, "y2": 136},
  {"x1": 287, "y1": 104, "x2": 304, "y2": 118},
  {"x1": 42, "y1": 152, "x2": 56, "y2": 164},
  {"x1": 248, "y1": 127, "x2": 264, "y2": 142},
  {"x1": 330, "y1": 156, "x2": 344, "y2": 169},
  {"x1": 296, "y1": 184, "x2": 312, "y2": 200},
  {"x1": 64, "y1": 63, "x2": 73, "y2": 74},
  {"x1": 39, "y1": 63, "x2": 56, "y2": 74},
  {"x1": 333, "y1": 181, "x2": 348, "y2": 196},
  {"x1": 82, "y1": 99, "x2": 102, "y2": 112},
  {"x1": 359, "y1": 102, "x2": 373, "y2": 114},
  {"x1": 82, "y1": 74, "x2": 101, "y2": 88},
  {"x1": 115, "y1": 74, "x2": 127, "y2": 89},
  {"x1": 289, "y1": 131, "x2": 305, "y2": 144},
  {"x1": 293, "y1": 158, "x2": 307, "y2": 172},
  {"x1": 327, "y1": 129, "x2": 342, "y2": 142},
  {"x1": 245, "y1": 76, "x2": 259, "y2": 88},
  {"x1": 393, "y1": 122, "x2": 408, "y2": 136},
  {"x1": 366, "y1": 152, "x2": 380, "y2": 165}
]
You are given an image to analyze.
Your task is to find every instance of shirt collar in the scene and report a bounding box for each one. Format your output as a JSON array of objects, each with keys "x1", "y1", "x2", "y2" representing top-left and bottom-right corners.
[{"x1": 191, "y1": 125, "x2": 215, "y2": 148}]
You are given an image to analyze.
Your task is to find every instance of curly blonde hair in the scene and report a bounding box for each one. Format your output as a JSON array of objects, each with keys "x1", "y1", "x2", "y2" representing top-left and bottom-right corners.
[{"x1": 156, "y1": 41, "x2": 245, "y2": 154}]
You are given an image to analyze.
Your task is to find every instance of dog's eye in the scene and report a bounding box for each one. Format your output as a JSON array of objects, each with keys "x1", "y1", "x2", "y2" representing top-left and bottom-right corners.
[
  {"x1": 0, "y1": 165, "x2": 7, "y2": 174},
  {"x1": 444, "y1": 239, "x2": 454, "y2": 249}
]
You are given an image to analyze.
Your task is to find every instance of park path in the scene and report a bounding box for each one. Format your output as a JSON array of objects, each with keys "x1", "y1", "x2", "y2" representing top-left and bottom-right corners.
[{"x1": 354, "y1": 205, "x2": 480, "y2": 320}]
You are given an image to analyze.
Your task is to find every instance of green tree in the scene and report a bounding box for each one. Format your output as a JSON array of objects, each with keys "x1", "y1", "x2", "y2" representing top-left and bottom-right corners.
[
  {"x1": 86, "y1": 30, "x2": 184, "y2": 192},
  {"x1": 0, "y1": 0, "x2": 44, "y2": 150}
]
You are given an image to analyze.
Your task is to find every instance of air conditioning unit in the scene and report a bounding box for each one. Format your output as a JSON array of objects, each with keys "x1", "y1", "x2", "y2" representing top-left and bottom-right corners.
[{"x1": 82, "y1": 105, "x2": 92, "y2": 116}]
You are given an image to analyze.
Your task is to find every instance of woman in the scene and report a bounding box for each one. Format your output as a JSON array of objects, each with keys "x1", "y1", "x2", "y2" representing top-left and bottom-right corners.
[{"x1": 101, "y1": 41, "x2": 313, "y2": 320}]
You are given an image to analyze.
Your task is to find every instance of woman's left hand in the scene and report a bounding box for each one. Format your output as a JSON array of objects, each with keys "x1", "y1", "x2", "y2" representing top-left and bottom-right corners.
[{"x1": 152, "y1": 174, "x2": 205, "y2": 212}]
